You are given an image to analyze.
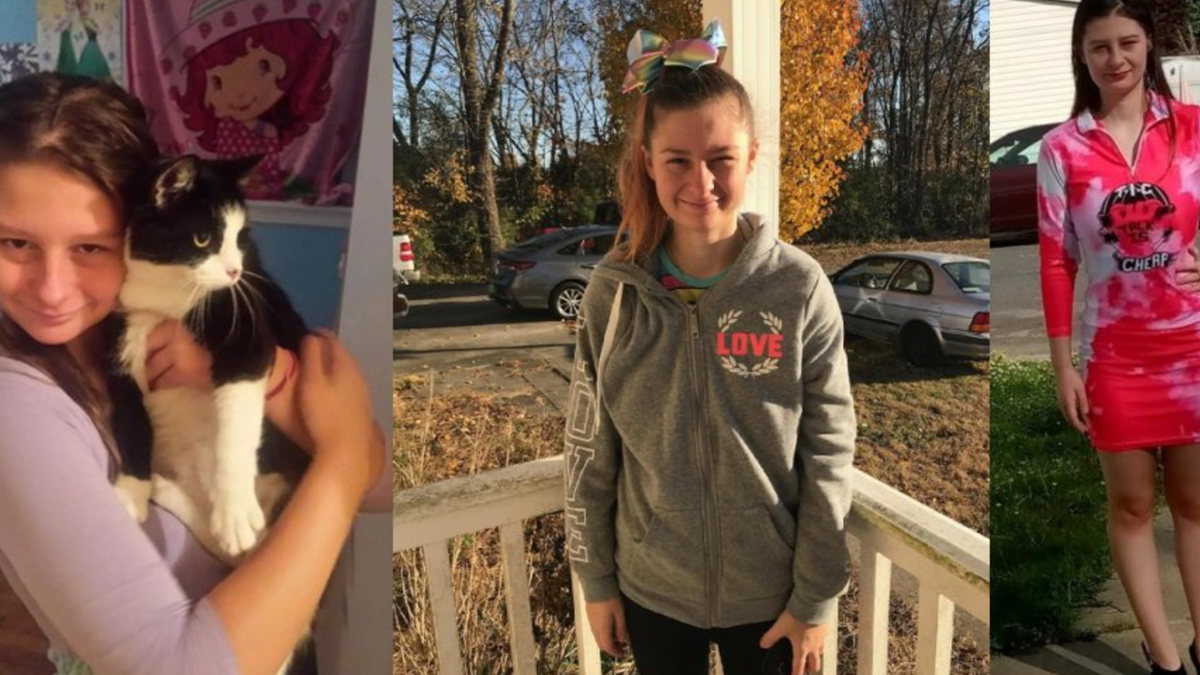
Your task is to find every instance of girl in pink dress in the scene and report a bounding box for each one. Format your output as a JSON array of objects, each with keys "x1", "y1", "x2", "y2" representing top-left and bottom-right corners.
[{"x1": 1038, "y1": 1, "x2": 1200, "y2": 672}]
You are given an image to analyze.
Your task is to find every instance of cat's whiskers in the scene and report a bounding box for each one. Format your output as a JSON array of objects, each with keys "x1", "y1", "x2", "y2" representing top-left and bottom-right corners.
[
  {"x1": 234, "y1": 279, "x2": 262, "y2": 342},
  {"x1": 182, "y1": 281, "x2": 206, "y2": 337},
  {"x1": 238, "y1": 277, "x2": 269, "y2": 317},
  {"x1": 225, "y1": 283, "x2": 242, "y2": 346}
]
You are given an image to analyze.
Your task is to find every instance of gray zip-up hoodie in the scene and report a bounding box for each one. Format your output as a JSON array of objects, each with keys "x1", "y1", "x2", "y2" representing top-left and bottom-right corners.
[{"x1": 563, "y1": 213, "x2": 855, "y2": 629}]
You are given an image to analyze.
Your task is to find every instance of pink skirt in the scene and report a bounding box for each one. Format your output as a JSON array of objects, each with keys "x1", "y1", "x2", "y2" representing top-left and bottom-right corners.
[{"x1": 1085, "y1": 325, "x2": 1200, "y2": 451}]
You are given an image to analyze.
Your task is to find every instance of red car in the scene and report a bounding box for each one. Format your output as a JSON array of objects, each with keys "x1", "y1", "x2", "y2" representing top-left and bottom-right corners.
[{"x1": 990, "y1": 123, "x2": 1056, "y2": 243}]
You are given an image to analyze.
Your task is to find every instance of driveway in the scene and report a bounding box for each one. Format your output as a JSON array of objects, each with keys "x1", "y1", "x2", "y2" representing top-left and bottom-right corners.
[
  {"x1": 991, "y1": 243, "x2": 1084, "y2": 359},
  {"x1": 393, "y1": 283, "x2": 576, "y2": 405}
]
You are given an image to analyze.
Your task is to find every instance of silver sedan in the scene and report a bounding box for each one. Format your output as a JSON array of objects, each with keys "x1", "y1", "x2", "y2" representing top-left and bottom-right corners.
[
  {"x1": 829, "y1": 251, "x2": 990, "y2": 366},
  {"x1": 488, "y1": 225, "x2": 619, "y2": 320}
]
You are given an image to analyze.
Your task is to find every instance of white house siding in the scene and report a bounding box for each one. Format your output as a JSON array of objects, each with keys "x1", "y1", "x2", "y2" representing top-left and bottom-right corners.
[{"x1": 991, "y1": 0, "x2": 1079, "y2": 141}]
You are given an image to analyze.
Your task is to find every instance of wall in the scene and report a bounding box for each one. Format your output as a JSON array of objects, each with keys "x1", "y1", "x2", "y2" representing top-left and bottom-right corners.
[{"x1": 991, "y1": 0, "x2": 1078, "y2": 142}]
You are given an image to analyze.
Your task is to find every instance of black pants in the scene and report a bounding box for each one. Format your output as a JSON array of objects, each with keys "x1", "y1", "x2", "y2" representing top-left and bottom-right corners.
[{"x1": 622, "y1": 594, "x2": 792, "y2": 675}]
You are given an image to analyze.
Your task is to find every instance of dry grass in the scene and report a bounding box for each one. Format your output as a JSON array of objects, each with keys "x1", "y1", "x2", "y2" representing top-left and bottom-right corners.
[
  {"x1": 393, "y1": 378, "x2": 589, "y2": 675},
  {"x1": 800, "y1": 238, "x2": 990, "y2": 273},
  {"x1": 394, "y1": 237, "x2": 990, "y2": 674},
  {"x1": 835, "y1": 575, "x2": 989, "y2": 675},
  {"x1": 845, "y1": 341, "x2": 990, "y2": 534},
  {"x1": 805, "y1": 238, "x2": 990, "y2": 535}
]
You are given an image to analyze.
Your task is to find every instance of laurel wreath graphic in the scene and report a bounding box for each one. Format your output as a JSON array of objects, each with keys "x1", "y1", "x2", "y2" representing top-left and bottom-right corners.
[{"x1": 718, "y1": 310, "x2": 782, "y2": 378}]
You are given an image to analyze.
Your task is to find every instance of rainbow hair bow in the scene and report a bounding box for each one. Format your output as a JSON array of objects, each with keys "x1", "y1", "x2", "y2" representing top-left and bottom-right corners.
[{"x1": 621, "y1": 19, "x2": 727, "y2": 95}]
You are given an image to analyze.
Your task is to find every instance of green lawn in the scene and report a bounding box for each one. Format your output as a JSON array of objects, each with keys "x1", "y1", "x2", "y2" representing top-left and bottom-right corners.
[{"x1": 990, "y1": 356, "x2": 1112, "y2": 652}]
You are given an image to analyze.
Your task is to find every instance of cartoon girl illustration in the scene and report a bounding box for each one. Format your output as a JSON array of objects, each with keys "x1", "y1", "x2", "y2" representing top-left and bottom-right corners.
[
  {"x1": 169, "y1": 7, "x2": 339, "y2": 200},
  {"x1": 54, "y1": 0, "x2": 113, "y2": 81}
]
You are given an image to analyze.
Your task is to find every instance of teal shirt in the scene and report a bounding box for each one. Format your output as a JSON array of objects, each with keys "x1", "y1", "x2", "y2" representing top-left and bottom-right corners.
[{"x1": 656, "y1": 247, "x2": 727, "y2": 303}]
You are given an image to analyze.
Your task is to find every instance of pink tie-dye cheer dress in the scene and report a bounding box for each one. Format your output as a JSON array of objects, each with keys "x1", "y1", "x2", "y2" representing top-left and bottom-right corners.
[{"x1": 1038, "y1": 92, "x2": 1200, "y2": 451}]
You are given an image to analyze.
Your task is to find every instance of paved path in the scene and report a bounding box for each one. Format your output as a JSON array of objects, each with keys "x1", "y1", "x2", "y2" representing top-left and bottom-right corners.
[
  {"x1": 393, "y1": 283, "x2": 574, "y2": 376},
  {"x1": 991, "y1": 243, "x2": 1083, "y2": 359},
  {"x1": 995, "y1": 510, "x2": 1193, "y2": 674}
]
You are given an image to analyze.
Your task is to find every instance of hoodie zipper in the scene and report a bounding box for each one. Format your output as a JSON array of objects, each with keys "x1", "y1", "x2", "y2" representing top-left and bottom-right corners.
[{"x1": 686, "y1": 303, "x2": 721, "y2": 626}]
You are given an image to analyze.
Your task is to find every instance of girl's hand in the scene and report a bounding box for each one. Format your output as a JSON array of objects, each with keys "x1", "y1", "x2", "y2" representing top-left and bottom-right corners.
[
  {"x1": 263, "y1": 346, "x2": 316, "y2": 452},
  {"x1": 1054, "y1": 366, "x2": 1089, "y2": 434},
  {"x1": 294, "y1": 331, "x2": 384, "y2": 499},
  {"x1": 145, "y1": 320, "x2": 213, "y2": 392},
  {"x1": 585, "y1": 598, "x2": 627, "y2": 658},
  {"x1": 760, "y1": 611, "x2": 827, "y2": 675},
  {"x1": 1176, "y1": 245, "x2": 1200, "y2": 292}
]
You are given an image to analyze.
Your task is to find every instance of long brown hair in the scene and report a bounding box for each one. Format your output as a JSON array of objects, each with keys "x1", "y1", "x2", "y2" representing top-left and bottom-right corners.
[
  {"x1": 0, "y1": 73, "x2": 160, "y2": 470},
  {"x1": 614, "y1": 64, "x2": 755, "y2": 263},
  {"x1": 1070, "y1": 0, "x2": 1174, "y2": 115}
]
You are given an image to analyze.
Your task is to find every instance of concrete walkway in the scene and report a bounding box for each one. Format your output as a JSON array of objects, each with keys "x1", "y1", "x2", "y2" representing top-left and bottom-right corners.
[{"x1": 995, "y1": 509, "x2": 1195, "y2": 674}]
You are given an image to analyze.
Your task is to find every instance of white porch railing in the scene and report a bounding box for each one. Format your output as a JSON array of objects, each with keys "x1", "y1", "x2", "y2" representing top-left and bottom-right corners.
[{"x1": 393, "y1": 456, "x2": 990, "y2": 675}]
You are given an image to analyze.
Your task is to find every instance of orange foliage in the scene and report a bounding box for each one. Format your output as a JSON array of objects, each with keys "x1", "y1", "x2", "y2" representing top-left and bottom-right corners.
[
  {"x1": 780, "y1": 0, "x2": 869, "y2": 240},
  {"x1": 394, "y1": 183, "x2": 427, "y2": 235},
  {"x1": 597, "y1": 0, "x2": 702, "y2": 137}
]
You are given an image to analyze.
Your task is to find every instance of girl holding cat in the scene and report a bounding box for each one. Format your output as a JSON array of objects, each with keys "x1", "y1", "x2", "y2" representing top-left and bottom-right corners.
[
  {"x1": 563, "y1": 21, "x2": 856, "y2": 675},
  {"x1": 0, "y1": 72, "x2": 383, "y2": 675}
]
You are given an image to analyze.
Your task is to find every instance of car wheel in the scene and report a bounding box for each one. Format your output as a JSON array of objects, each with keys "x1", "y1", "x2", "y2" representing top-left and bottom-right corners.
[
  {"x1": 551, "y1": 281, "x2": 586, "y2": 320},
  {"x1": 900, "y1": 322, "x2": 943, "y2": 367}
]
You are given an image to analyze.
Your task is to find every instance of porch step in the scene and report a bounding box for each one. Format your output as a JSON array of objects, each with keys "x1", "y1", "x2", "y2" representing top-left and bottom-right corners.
[{"x1": 994, "y1": 627, "x2": 1197, "y2": 675}]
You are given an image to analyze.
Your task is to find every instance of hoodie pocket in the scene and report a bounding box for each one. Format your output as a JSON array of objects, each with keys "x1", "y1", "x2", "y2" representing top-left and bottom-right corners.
[
  {"x1": 616, "y1": 510, "x2": 706, "y2": 599},
  {"x1": 718, "y1": 506, "x2": 794, "y2": 602}
]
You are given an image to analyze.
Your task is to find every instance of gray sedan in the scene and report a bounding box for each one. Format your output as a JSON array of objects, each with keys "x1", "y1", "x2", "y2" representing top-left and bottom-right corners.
[
  {"x1": 829, "y1": 251, "x2": 990, "y2": 366},
  {"x1": 489, "y1": 225, "x2": 619, "y2": 320}
]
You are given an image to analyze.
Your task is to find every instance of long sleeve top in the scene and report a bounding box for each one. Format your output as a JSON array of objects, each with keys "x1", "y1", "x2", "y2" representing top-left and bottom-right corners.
[
  {"x1": 0, "y1": 357, "x2": 238, "y2": 675},
  {"x1": 564, "y1": 214, "x2": 855, "y2": 629},
  {"x1": 1038, "y1": 92, "x2": 1200, "y2": 356}
]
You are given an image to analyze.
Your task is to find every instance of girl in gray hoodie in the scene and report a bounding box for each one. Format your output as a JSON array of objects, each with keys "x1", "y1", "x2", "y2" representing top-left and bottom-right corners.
[{"x1": 563, "y1": 21, "x2": 857, "y2": 675}]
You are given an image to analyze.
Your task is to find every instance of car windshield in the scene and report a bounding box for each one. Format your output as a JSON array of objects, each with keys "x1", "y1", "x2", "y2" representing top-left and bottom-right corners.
[
  {"x1": 989, "y1": 125, "x2": 1052, "y2": 167},
  {"x1": 942, "y1": 261, "x2": 990, "y2": 293}
]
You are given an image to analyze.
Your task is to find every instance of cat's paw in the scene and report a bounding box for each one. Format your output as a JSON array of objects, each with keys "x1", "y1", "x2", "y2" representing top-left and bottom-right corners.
[
  {"x1": 114, "y1": 475, "x2": 152, "y2": 523},
  {"x1": 210, "y1": 493, "x2": 266, "y2": 557}
]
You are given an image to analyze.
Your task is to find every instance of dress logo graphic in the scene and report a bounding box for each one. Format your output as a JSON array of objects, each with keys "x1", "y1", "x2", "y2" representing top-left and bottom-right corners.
[
  {"x1": 1100, "y1": 182, "x2": 1177, "y2": 273},
  {"x1": 716, "y1": 310, "x2": 783, "y2": 377}
]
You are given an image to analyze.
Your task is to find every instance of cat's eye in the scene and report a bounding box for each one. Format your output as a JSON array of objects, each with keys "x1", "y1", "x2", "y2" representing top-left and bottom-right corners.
[{"x1": 193, "y1": 233, "x2": 212, "y2": 248}]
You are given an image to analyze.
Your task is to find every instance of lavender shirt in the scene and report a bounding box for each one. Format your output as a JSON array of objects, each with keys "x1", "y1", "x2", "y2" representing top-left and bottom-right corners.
[{"x1": 0, "y1": 357, "x2": 238, "y2": 674}]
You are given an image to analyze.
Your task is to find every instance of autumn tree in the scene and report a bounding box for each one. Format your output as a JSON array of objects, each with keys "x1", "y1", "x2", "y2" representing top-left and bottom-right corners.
[
  {"x1": 497, "y1": 0, "x2": 609, "y2": 234},
  {"x1": 1152, "y1": 0, "x2": 1199, "y2": 55},
  {"x1": 819, "y1": 0, "x2": 988, "y2": 241},
  {"x1": 394, "y1": 184, "x2": 428, "y2": 235},
  {"x1": 780, "y1": 0, "x2": 869, "y2": 240},
  {"x1": 596, "y1": 0, "x2": 701, "y2": 139},
  {"x1": 395, "y1": 0, "x2": 449, "y2": 150},
  {"x1": 453, "y1": 0, "x2": 515, "y2": 262}
]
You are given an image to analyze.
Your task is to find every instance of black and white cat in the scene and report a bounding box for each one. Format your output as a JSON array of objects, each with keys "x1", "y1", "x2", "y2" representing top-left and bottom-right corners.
[{"x1": 114, "y1": 155, "x2": 310, "y2": 563}]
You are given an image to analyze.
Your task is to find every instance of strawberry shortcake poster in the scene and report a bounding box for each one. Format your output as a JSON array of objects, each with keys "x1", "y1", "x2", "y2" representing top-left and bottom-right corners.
[{"x1": 125, "y1": 0, "x2": 371, "y2": 205}]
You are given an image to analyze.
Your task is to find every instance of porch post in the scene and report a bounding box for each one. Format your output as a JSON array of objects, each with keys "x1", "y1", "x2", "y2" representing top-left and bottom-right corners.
[
  {"x1": 314, "y1": 0, "x2": 393, "y2": 673},
  {"x1": 701, "y1": 0, "x2": 780, "y2": 229}
]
